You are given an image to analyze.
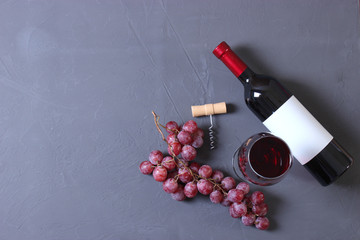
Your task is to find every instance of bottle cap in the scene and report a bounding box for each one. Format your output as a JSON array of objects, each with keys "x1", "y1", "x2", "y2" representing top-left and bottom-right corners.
[
  {"x1": 213, "y1": 41, "x2": 231, "y2": 59},
  {"x1": 191, "y1": 102, "x2": 227, "y2": 117}
]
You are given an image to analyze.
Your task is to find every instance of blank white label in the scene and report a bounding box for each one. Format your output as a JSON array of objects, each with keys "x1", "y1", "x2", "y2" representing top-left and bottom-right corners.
[{"x1": 263, "y1": 96, "x2": 333, "y2": 165}]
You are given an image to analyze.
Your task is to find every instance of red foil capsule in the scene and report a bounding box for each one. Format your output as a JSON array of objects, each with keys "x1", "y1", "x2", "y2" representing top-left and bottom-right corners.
[{"x1": 213, "y1": 41, "x2": 247, "y2": 78}]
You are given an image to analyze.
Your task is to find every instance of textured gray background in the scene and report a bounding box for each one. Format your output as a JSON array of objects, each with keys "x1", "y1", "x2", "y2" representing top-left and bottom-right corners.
[{"x1": 0, "y1": 0, "x2": 359, "y2": 239}]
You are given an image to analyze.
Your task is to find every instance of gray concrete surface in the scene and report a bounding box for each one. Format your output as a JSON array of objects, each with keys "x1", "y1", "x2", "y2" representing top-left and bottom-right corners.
[{"x1": 0, "y1": 0, "x2": 359, "y2": 239}]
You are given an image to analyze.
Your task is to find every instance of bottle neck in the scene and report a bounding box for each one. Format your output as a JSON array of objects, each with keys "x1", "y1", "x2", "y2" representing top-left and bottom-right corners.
[{"x1": 238, "y1": 68, "x2": 255, "y2": 84}]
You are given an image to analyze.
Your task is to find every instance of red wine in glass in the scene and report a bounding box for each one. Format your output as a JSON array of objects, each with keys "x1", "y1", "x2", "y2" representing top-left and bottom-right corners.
[{"x1": 233, "y1": 132, "x2": 293, "y2": 186}]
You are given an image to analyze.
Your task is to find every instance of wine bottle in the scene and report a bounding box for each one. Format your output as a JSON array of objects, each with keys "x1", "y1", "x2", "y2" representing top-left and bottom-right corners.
[{"x1": 213, "y1": 41, "x2": 353, "y2": 186}]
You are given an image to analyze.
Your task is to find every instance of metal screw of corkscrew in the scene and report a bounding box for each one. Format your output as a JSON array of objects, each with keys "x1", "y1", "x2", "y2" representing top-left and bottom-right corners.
[
  {"x1": 209, "y1": 114, "x2": 215, "y2": 150},
  {"x1": 191, "y1": 102, "x2": 227, "y2": 150}
]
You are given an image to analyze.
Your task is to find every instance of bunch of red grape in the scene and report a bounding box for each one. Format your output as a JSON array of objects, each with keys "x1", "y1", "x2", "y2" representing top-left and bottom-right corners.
[{"x1": 139, "y1": 115, "x2": 270, "y2": 230}]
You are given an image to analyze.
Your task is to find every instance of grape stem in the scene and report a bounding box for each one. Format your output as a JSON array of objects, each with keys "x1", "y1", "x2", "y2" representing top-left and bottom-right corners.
[{"x1": 152, "y1": 111, "x2": 228, "y2": 197}]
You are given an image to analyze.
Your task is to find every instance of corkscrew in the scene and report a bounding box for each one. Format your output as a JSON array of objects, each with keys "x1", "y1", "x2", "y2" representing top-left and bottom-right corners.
[{"x1": 191, "y1": 102, "x2": 227, "y2": 150}]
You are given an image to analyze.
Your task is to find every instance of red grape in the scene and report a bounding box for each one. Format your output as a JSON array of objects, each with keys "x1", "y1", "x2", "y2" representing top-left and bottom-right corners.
[
  {"x1": 199, "y1": 165, "x2": 213, "y2": 178},
  {"x1": 229, "y1": 202, "x2": 247, "y2": 218},
  {"x1": 149, "y1": 150, "x2": 163, "y2": 165},
  {"x1": 252, "y1": 202, "x2": 268, "y2": 216},
  {"x1": 221, "y1": 177, "x2": 236, "y2": 191},
  {"x1": 184, "y1": 182, "x2": 198, "y2": 198},
  {"x1": 221, "y1": 196, "x2": 232, "y2": 207},
  {"x1": 139, "y1": 161, "x2": 154, "y2": 175},
  {"x1": 242, "y1": 213, "x2": 256, "y2": 226},
  {"x1": 165, "y1": 121, "x2": 180, "y2": 134},
  {"x1": 236, "y1": 182, "x2": 250, "y2": 195},
  {"x1": 171, "y1": 185, "x2": 186, "y2": 201},
  {"x1": 181, "y1": 145, "x2": 197, "y2": 161},
  {"x1": 255, "y1": 217, "x2": 270, "y2": 230},
  {"x1": 211, "y1": 170, "x2": 224, "y2": 183},
  {"x1": 193, "y1": 128, "x2": 204, "y2": 138},
  {"x1": 177, "y1": 130, "x2": 193, "y2": 145},
  {"x1": 197, "y1": 179, "x2": 213, "y2": 195},
  {"x1": 163, "y1": 178, "x2": 178, "y2": 193},
  {"x1": 209, "y1": 190, "x2": 224, "y2": 204},
  {"x1": 168, "y1": 142, "x2": 182, "y2": 156},
  {"x1": 166, "y1": 133, "x2": 178, "y2": 144},
  {"x1": 227, "y1": 189, "x2": 244, "y2": 203},
  {"x1": 191, "y1": 135, "x2": 204, "y2": 149},
  {"x1": 161, "y1": 156, "x2": 176, "y2": 171},
  {"x1": 153, "y1": 166, "x2": 167, "y2": 182},
  {"x1": 178, "y1": 167, "x2": 193, "y2": 183},
  {"x1": 182, "y1": 120, "x2": 198, "y2": 134},
  {"x1": 251, "y1": 191, "x2": 265, "y2": 205},
  {"x1": 189, "y1": 162, "x2": 201, "y2": 174}
]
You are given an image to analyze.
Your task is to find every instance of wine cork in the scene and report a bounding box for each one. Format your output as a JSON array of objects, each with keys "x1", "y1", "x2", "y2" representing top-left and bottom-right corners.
[{"x1": 191, "y1": 102, "x2": 227, "y2": 117}]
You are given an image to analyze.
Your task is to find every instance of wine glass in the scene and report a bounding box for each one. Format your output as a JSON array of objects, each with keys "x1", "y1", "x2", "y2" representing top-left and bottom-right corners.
[{"x1": 232, "y1": 132, "x2": 293, "y2": 186}]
